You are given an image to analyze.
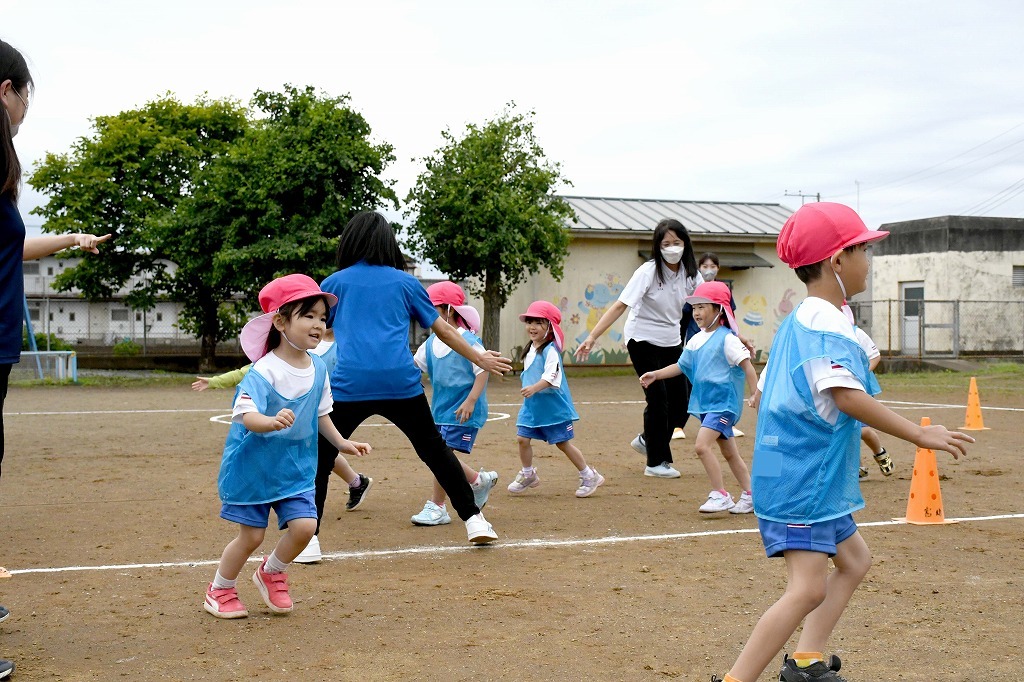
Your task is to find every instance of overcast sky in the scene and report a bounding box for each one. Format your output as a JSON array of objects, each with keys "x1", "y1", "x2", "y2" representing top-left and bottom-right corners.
[{"x1": 5, "y1": 1, "x2": 1024, "y2": 239}]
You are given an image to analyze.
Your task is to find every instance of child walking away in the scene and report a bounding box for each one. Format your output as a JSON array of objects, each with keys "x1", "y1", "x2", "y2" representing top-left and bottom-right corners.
[
  {"x1": 639, "y1": 281, "x2": 757, "y2": 513},
  {"x1": 840, "y1": 305, "x2": 895, "y2": 479},
  {"x1": 190, "y1": 330, "x2": 367, "y2": 564},
  {"x1": 204, "y1": 275, "x2": 371, "y2": 619},
  {"x1": 510, "y1": 301, "x2": 604, "y2": 498},
  {"x1": 410, "y1": 282, "x2": 498, "y2": 526},
  {"x1": 711, "y1": 204, "x2": 972, "y2": 682}
]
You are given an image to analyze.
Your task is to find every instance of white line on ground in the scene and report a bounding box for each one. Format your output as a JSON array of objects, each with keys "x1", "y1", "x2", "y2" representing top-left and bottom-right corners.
[{"x1": 8, "y1": 512, "x2": 1022, "y2": 577}]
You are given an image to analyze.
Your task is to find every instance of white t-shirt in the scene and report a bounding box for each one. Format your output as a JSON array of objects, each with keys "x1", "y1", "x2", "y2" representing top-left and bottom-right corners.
[
  {"x1": 619, "y1": 260, "x2": 701, "y2": 347},
  {"x1": 855, "y1": 327, "x2": 880, "y2": 360},
  {"x1": 233, "y1": 350, "x2": 334, "y2": 423},
  {"x1": 757, "y1": 297, "x2": 865, "y2": 424},
  {"x1": 413, "y1": 329, "x2": 486, "y2": 375},
  {"x1": 523, "y1": 344, "x2": 562, "y2": 388},
  {"x1": 685, "y1": 327, "x2": 751, "y2": 367}
]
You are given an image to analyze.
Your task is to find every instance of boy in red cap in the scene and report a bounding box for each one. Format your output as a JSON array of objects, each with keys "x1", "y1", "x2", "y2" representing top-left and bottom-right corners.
[
  {"x1": 638, "y1": 280, "x2": 758, "y2": 513},
  {"x1": 712, "y1": 204, "x2": 973, "y2": 682},
  {"x1": 204, "y1": 275, "x2": 371, "y2": 619}
]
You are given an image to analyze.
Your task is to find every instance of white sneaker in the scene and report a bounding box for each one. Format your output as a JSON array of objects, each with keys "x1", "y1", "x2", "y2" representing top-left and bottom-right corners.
[
  {"x1": 507, "y1": 469, "x2": 540, "y2": 493},
  {"x1": 465, "y1": 513, "x2": 498, "y2": 544},
  {"x1": 729, "y1": 491, "x2": 753, "y2": 514},
  {"x1": 732, "y1": 427, "x2": 745, "y2": 438},
  {"x1": 472, "y1": 470, "x2": 499, "y2": 509},
  {"x1": 671, "y1": 428, "x2": 686, "y2": 440},
  {"x1": 699, "y1": 490, "x2": 736, "y2": 513},
  {"x1": 575, "y1": 469, "x2": 605, "y2": 498},
  {"x1": 630, "y1": 433, "x2": 647, "y2": 455},
  {"x1": 644, "y1": 462, "x2": 680, "y2": 478},
  {"x1": 411, "y1": 500, "x2": 451, "y2": 526},
  {"x1": 293, "y1": 535, "x2": 322, "y2": 564}
]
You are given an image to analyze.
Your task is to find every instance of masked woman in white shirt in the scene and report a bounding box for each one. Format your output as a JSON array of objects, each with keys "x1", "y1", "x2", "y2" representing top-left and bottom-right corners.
[{"x1": 574, "y1": 218, "x2": 700, "y2": 478}]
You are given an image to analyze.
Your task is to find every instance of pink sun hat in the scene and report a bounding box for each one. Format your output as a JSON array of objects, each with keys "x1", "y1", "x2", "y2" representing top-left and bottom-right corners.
[
  {"x1": 518, "y1": 300, "x2": 565, "y2": 351},
  {"x1": 777, "y1": 202, "x2": 889, "y2": 269},
  {"x1": 426, "y1": 281, "x2": 481, "y2": 334},
  {"x1": 239, "y1": 274, "x2": 338, "y2": 362},
  {"x1": 686, "y1": 281, "x2": 738, "y2": 333}
]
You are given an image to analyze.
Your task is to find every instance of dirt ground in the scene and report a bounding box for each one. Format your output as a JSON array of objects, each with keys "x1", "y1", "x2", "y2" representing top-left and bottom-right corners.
[{"x1": 1, "y1": 373, "x2": 1021, "y2": 681}]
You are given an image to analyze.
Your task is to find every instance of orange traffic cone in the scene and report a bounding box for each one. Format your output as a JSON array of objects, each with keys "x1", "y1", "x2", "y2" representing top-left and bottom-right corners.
[
  {"x1": 960, "y1": 377, "x2": 990, "y2": 431},
  {"x1": 899, "y1": 417, "x2": 956, "y2": 525}
]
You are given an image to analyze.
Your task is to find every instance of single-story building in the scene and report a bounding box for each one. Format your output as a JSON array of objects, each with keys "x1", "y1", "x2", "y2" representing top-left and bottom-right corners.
[{"x1": 470, "y1": 196, "x2": 798, "y2": 364}]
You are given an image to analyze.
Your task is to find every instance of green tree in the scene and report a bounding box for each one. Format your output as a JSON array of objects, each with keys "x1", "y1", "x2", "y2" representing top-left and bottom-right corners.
[
  {"x1": 30, "y1": 87, "x2": 398, "y2": 370},
  {"x1": 29, "y1": 95, "x2": 250, "y2": 368},
  {"x1": 405, "y1": 105, "x2": 574, "y2": 351}
]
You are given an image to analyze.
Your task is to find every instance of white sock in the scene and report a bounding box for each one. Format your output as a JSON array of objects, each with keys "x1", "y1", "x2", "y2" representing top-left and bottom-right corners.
[
  {"x1": 212, "y1": 571, "x2": 236, "y2": 590},
  {"x1": 580, "y1": 465, "x2": 593, "y2": 477},
  {"x1": 264, "y1": 551, "x2": 289, "y2": 574},
  {"x1": 522, "y1": 466, "x2": 536, "y2": 475}
]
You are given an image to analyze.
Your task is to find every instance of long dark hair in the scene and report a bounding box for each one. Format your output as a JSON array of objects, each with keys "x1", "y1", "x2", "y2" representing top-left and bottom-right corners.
[
  {"x1": 0, "y1": 40, "x2": 33, "y2": 200},
  {"x1": 335, "y1": 211, "x2": 406, "y2": 271},
  {"x1": 651, "y1": 218, "x2": 697, "y2": 285}
]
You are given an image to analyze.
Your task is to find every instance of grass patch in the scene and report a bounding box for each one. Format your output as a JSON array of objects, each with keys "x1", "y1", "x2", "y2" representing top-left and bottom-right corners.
[
  {"x1": 10, "y1": 371, "x2": 195, "y2": 388},
  {"x1": 879, "y1": 362, "x2": 1024, "y2": 397}
]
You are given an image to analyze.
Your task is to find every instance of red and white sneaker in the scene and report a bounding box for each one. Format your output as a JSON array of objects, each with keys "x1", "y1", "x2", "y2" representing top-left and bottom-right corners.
[
  {"x1": 204, "y1": 583, "x2": 248, "y2": 619},
  {"x1": 252, "y1": 557, "x2": 293, "y2": 613}
]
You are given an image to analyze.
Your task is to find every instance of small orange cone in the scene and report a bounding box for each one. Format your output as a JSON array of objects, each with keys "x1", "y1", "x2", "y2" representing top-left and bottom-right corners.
[
  {"x1": 898, "y1": 417, "x2": 956, "y2": 525},
  {"x1": 960, "y1": 377, "x2": 990, "y2": 431}
]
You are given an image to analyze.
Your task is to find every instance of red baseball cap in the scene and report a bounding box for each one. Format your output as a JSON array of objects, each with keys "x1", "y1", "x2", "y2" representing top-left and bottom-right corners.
[
  {"x1": 425, "y1": 281, "x2": 481, "y2": 334},
  {"x1": 239, "y1": 274, "x2": 337, "y2": 362},
  {"x1": 518, "y1": 300, "x2": 565, "y2": 351},
  {"x1": 777, "y1": 202, "x2": 888, "y2": 268},
  {"x1": 686, "y1": 281, "x2": 738, "y2": 333}
]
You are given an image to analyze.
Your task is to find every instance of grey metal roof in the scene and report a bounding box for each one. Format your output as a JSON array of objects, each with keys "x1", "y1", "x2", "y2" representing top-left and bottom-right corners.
[{"x1": 561, "y1": 196, "x2": 794, "y2": 237}]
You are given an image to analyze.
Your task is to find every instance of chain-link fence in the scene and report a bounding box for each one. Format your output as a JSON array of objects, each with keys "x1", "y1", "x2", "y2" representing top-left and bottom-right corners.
[{"x1": 848, "y1": 299, "x2": 1024, "y2": 357}]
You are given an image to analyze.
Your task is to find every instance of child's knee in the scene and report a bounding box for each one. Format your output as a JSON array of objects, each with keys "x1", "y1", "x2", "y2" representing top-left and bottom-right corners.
[
  {"x1": 516, "y1": 435, "x2": 532, "y2": 447},
  {"x1": 286, "y1": 518, "x2": 317, "y2": 542}
]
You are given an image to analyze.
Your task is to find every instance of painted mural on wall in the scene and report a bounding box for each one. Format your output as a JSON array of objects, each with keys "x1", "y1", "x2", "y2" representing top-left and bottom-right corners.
[{"x1": 565, "y1": 274, "x2": 628, "y2": 364}]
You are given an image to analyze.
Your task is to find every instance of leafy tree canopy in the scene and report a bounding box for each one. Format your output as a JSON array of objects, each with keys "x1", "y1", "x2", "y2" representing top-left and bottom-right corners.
[{"x1": 405, "y1": 104, "x2": 574, "y2": 350}]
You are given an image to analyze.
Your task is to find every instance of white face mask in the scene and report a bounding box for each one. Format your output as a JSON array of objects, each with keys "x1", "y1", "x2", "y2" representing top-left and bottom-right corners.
[
  {"x1": 700, "y1": 268, "x2": 717, "y2": 281},
  {"x1": 661, "y1": 245, "x2": 685, "y2": 265},
  {"x1": 4, "y1": 109, "x2": 18, "y2": 138}
]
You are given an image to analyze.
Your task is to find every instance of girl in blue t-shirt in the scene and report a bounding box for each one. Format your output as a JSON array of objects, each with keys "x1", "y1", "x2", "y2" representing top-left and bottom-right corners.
[
  {"x1": 640, "y1": 281, "x2": 758, "y2": 514},
  {"x1": 410, "y1": 281, "x2": 498, "y2": 526},
  {"x1": 204, "y1": 274, "x2": 371, "y2": 620},
  {"x1": 509, "y1": 301, "x2": 605, "y2": 498}
]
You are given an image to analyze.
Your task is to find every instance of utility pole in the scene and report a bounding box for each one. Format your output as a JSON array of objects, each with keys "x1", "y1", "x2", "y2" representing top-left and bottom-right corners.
[
  {"x1": 855, "y1": 180, "x2": 861, "y2": 212},
  {"x1": 784, "y1": 190, "x2": 821, "y2": 205}
]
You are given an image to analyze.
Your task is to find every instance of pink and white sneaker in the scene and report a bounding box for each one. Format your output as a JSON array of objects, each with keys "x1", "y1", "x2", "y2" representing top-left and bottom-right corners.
[
  {"x1": 252, "y1": 557, "x2": 293, "y2": 613},
  {"x1": 204, "y1": 583, "x2": 248, "y2": 619}
]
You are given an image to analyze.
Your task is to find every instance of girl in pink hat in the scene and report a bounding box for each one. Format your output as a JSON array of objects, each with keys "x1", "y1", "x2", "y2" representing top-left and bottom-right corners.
[
  {"x1": 639, "y1": 281, "x2": 758, "y2": 513},
  {"x1": 204, "y1": 274, "x2": 371, "y2": 620},
  {"x1": 410, "y1": 282, "x2": 499, "y2": 526},
  {"x1": 509, "y1": 300, "x2": 605, "y2": 498}
]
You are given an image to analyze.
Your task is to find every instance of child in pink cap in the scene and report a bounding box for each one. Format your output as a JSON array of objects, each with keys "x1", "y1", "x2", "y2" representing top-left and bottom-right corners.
[
  {"x1": 509, "y1": 300, "x2": 605, "y2": 497},
  {"x1": 639, "y1": 280, "x2": 758, "y2": 514},
  {"x1": 712, "y1": 204, "x2": 973, "y2": 682},
  {"x1": 410, "y1": 281, "x2": 499, "y2": 526},
  {"x1": 204, "y1": 274, "x2": 371, "y2": 620}
]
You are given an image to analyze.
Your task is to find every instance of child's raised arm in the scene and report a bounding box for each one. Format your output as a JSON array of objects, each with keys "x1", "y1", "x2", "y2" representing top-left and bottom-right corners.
[
  {"x1": 639, "y1": 363, "x2": 683, "y2": 389},
  {"x1": 831, "y1": 387, "x2": 973, "y2": 458}
]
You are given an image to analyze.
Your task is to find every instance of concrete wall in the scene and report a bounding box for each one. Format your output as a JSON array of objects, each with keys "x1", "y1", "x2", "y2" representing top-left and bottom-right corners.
[{"x1": 466, "y1": 234, "x2": 797, "y2": 364}]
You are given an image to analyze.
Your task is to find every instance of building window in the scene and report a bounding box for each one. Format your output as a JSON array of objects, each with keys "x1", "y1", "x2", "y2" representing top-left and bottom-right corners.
[
  {"x1": 1014, "y1": 266, "x2": 1024, "y2": 288},
  {"x1": 49, "y1": 313, "x2": 54, "y2": 321},
  {"x1": 23, "y1": 262, "x2": 39, "y2": 275},
  {"x1": 47, "y1": 267, "x2": 54, "y2": 276},
  {"x1": 156, "y1": 312, "x2": 163, "y2": 322},
  {"x1": 28, "y1": 307, "x2": 40, "y2": 321},
  {"x1": 111, "y1": 309, "x2": 129, "y2": 322},
  {"x1": 136, "y1": 312, "x2": 142, "y2": 322},
  {"x1": 69, "y1": 312, "x2": 76, "y2": 322}
]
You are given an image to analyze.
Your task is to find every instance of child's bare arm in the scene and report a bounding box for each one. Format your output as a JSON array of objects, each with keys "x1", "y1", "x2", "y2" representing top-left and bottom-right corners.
[
  {"x1": 739, "y1": 358, "x2": 758, "y2": 398},
  {"x1": 456, "y1": 372, "x2": 490, "y2": 423},
  {"x1": 521, "y1": 379, "x2": 552, "y2": 398},
  {"x1": 243, "y1": 409, "x2": 294, "y2": 433},
  {"x1": 318, "y1": 415, "x2": 371, "y2": 457},
  {"x1": 868, "y1": 355, "x2": 881, "y2": 371},
  {"x1": 639, "y1": 363, "x2": 683, "y2": 389},
  {"x1": 831, "y1": 387, "x2": 973, "y2": 458}
]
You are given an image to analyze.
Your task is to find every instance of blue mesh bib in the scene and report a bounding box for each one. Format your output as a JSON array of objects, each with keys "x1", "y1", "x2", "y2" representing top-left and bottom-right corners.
[
  {"x1": 424, "y1": 332, "x2": 488, "y2": 429},
  {"x1": 516, "y1": 344, "x2": 579, "y2": 428},
  {"x1": 678, "y1": 326, "x2": 745, "y2": 420}
]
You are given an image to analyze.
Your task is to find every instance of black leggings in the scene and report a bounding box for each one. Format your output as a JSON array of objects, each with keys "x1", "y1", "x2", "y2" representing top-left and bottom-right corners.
[
  {"x1": 314, "y1": 393, "x2": 477, "y2": 533},
  {"x1": 0, "y1": 363, "x2": 10, "y2": 481},
  {"x1": 627, "y1": 340, "x2": 691, "y2": 467}
]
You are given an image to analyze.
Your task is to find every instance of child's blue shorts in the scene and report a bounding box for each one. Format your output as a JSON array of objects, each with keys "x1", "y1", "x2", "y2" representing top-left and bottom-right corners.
[
  {"x1": 699, "y1": 411, "x2": 737, "y2": 439},
  {"x1": 516, "y1": 421, "x2": 575, "y2": 445},
  {"x1": 221, "y1": 489, "x2": 317, "y2": 530},
  {"x1": 438, "y1": 423, "x2": 480, "y2": 454},
  {"x1": 757, "y1": 514, "x2": 858, "y2": 558}
]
